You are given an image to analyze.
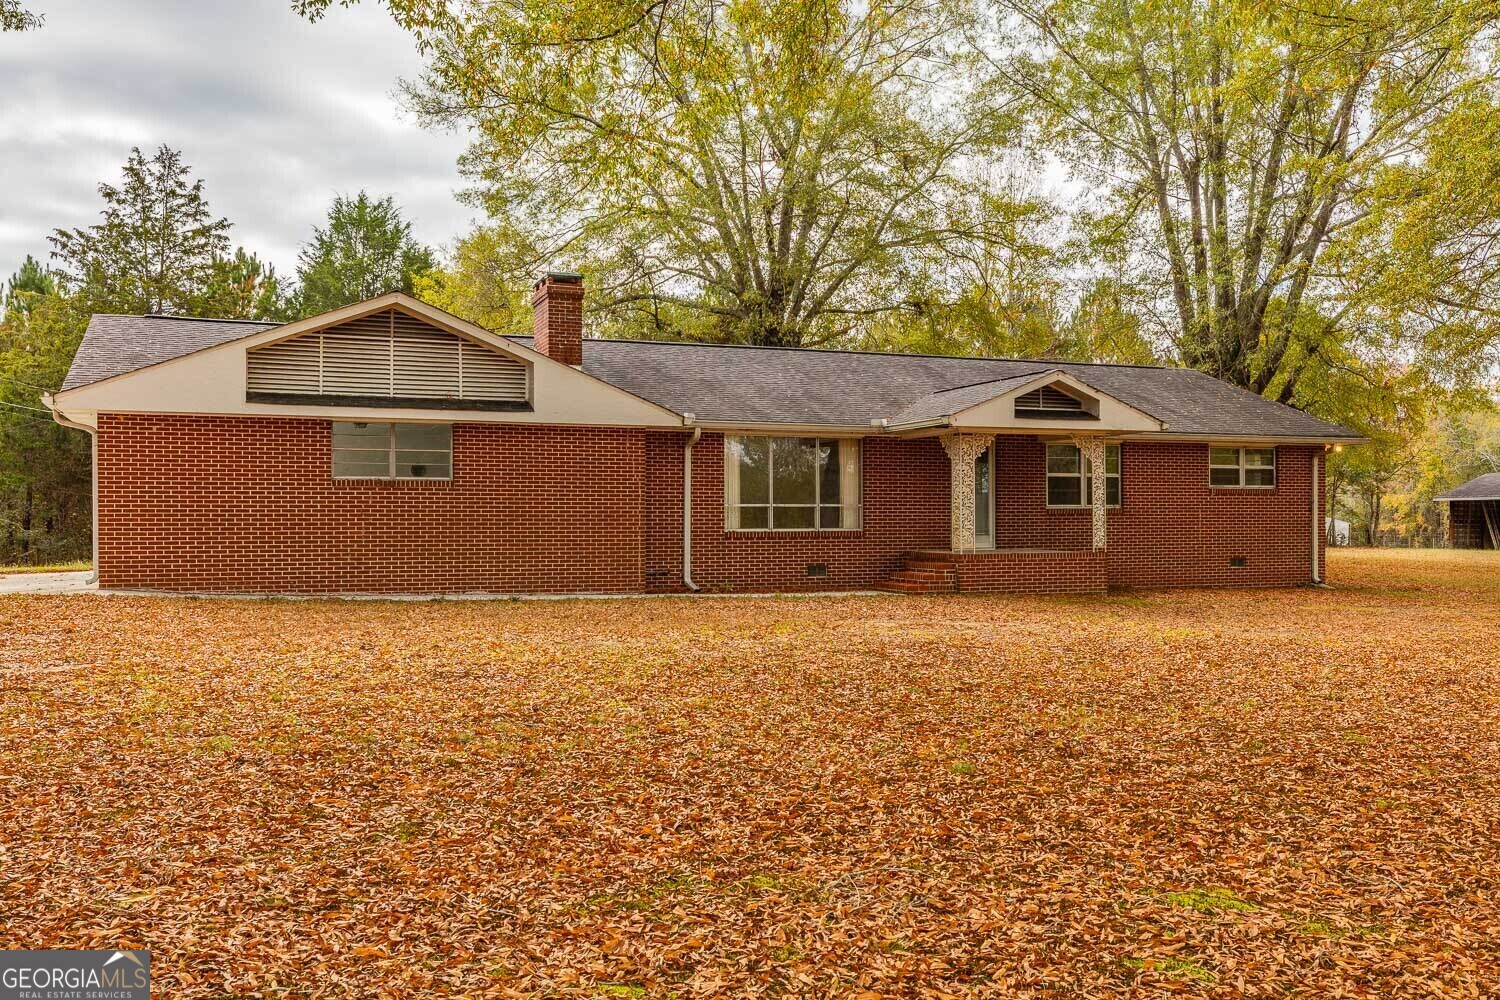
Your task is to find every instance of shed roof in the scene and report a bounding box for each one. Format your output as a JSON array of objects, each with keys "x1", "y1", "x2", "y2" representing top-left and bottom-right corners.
[{"x1": 1435, "y1": 472, "x2": 1500, "y2": 502}]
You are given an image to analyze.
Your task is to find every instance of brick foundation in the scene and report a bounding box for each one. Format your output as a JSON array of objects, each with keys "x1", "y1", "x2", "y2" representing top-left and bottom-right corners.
[
  {"x1": 94, "y1": 415, "x2": 1325, "y2": 594},
  {"x1": 950, "y1": 549, "x2": 1108, "y2": 594}
]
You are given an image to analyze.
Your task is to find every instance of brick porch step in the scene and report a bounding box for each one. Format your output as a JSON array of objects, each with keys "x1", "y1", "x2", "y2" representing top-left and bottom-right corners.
[{"x1": 876, "y1": 553, "x2": 958, "y2": 594}]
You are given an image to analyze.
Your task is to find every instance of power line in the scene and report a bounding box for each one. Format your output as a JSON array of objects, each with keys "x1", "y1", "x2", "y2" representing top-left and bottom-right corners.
[
  {"x1": 0, "y1": 406, "x2": 58, "y2": 427},
  {"x1": 0, "y1": 374, "x2": 54, "y2": 392},
  {"x1": 0, "y1": 397, "x2": 50, "y2": 413}
]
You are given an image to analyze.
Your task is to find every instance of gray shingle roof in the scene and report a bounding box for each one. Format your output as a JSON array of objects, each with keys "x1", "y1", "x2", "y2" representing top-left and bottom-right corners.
[
  {"x1": 511, "y1": 336, "x2": 1360, "y2": 439},
  {"x1": 58, "y1": 312, "x2": 1359, "y2": 440},
  {"x1": 886, "y1": 372, "x2": 1049, "y2": 425},
  {"x1": 61, "y1": 314, "x2": 277, "y2": 391},
  {"x1": 1435, "y1": 473, "x2": 1500, "y2": 501}
]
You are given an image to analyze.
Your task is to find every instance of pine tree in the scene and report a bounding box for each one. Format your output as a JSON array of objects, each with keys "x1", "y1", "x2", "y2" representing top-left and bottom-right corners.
[
  {"x1": 199, "y1": 248, "x2": 292, "y2": 322},
  {"x1": 2, "y1": 255, "x2": 57, "y2": 323},
  {"x1": 49, "y1": 145, "x2": 232, "y2": 315},
  {"x1": 293, "y1": 192, "x2": 436, "y2": 317}
]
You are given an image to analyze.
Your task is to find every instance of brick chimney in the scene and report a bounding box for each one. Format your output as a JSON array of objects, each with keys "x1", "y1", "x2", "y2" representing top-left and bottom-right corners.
[{"x1": 532, "y1": 271, "x2": 585, "y2": 366}]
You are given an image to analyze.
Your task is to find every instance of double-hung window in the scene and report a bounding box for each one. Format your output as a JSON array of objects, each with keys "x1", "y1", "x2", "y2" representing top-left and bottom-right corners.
[
  {"x1": 1209, "y1": 446, "x2": 1275, "y2": 487},
  {"x1": 1046, "y1": 443, "x2": 1121, "y2": 507},
  {"x1": 332, "y1": 422, "x2": 452, "y2": 480},
  {"x1": 724, "y1": 436, "x2": 861, "y2": 530}
]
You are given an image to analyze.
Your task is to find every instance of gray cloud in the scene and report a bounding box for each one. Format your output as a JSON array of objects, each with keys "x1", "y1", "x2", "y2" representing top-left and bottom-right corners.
[{"x1": 0, "y1": 0, "x2": 472, "y2": 288}]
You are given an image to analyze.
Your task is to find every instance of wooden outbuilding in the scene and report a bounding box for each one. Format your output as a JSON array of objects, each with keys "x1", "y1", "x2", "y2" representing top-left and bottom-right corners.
[{"x1": 1437, "y1": 473, "x2": 1500, "y2": 549}]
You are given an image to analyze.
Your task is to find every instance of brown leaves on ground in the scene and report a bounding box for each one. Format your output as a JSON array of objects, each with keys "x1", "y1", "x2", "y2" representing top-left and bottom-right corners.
[{"x1": 2, "y1": 549, "x2": 1499, "y2": 997}]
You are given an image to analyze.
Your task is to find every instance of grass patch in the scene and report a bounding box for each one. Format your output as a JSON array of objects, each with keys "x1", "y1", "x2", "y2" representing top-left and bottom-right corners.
[
  {"x1": 1160, "y1": 888, "x2": 1257, "y2": 913},
  {"x1": 0, "y1": 560, "x2": 90, "y2": 574},
  {"x1": 1124, "y1": 956, "x2": 1216, "y2": 982}
]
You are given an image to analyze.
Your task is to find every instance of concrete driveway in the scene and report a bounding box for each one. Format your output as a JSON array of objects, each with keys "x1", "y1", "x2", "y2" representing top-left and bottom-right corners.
[{"x1": 0, "y1": 571, "x2": 95, "y2": 595}]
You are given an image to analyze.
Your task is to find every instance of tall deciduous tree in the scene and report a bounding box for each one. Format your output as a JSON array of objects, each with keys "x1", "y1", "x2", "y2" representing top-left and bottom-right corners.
[
  {"x1": 294, "y1": 192, "x2": 436, "y2": 316},
  {"x1": 297, "y1": 0, "x2": 1035, "y2": 346},
  {"x1": 49, "y1": 145, "x2": 232, "y2": 315},
  {"x1": 992, "y1": 0, "x2": 1500, "y2": 402},
  {"x1": 0, "y1": 1, "x2": 42, "y2": 31}
]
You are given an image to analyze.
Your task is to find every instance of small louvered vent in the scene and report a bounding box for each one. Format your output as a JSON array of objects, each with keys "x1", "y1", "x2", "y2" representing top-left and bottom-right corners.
[
  {"x1": 1015, "y1": 384, "x2": 1085, "y2": 413},
  {"x1": 247, "y1": 309, "x2": 527, "y2": 403}
]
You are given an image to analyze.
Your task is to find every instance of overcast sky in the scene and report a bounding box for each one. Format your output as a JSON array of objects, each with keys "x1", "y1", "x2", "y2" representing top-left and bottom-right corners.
[{"x1": 0, "y1": 0, "x2": 472, "y2": 288}]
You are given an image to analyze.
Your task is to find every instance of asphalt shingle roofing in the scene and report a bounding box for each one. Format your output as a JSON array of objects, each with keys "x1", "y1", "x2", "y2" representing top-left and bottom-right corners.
[
  {"x1": 61, "y1": 314, "x2": 277, "y2": 391},
  {"x1": 1435, "y1": 473, "x2": 1500, "y2": 501},
  {"x1": 886, "y1": 372, "x2": 1051, "y2": 426},
  {"x1": 508, "y1": 336, "x2": 1357, "y2": 439},
  {"x1": 60, "y1": 314, "x2": 1359, "y2": 440}
]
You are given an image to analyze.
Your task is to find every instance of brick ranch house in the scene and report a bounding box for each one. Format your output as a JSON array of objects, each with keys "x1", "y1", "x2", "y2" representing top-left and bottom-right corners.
[{"x1": 45, "y1": 274, "x2": 1361, "y2": 595}]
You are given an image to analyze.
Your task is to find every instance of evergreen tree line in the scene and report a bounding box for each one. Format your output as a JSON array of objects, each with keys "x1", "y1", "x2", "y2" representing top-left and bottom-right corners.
[{"x1": 0, "y1": 145, "x2": 436, "y2": 563}]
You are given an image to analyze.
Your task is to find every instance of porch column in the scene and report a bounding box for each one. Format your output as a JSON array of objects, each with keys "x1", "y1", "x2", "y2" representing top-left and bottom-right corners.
[
  {"x1": 941, "y1": 433, "x2": 993, "y2": 552},
  {"x1": 1073, "y1": 435, "x2": 1107, "y2": 550}
]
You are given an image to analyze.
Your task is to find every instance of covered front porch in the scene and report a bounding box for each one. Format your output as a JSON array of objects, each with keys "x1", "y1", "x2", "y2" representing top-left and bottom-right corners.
[
  {"x1": 875, "y1": 429, "x2": 1115, "y2": 595},
  {"x1": 874, "y1": 369, "x2": 1150, "y2": 595}
]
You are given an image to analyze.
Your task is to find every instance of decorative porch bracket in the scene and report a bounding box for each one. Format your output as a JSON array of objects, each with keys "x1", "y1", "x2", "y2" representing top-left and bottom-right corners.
[
  {"x1": 1072, "y1": 434, "x2": 1108, "y2": 551},
  {"x1": 940, "y1": 433, "x2": 994, "y2": 552}
]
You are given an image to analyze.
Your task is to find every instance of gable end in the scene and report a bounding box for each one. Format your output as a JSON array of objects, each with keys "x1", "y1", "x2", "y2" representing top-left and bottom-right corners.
[
  {"x1": 1014, "y1": 383, "x2": 1095, "y2": 420},
  {"x1": 246, "y1": 308, "x2": 531, "y2": 410}
]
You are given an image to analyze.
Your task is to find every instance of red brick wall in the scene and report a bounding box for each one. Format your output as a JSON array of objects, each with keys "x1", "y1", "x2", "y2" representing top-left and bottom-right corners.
[
  {"x1": 949, "y1": 549, "x2": 1107, "y2": 594},
  {"x1": 990, "y1": 437, "x2": 1325, "y2": 588},
  {"x1": 644, "y1": 432, "x2": 950, "y2": 592},
  {"x1": 1104, "y1": 441, "x2": 1325, "y2": 587},
  {"x1": 95, "y1": 416, "x2": 1324, "y2": 594},
  {"x1": 96, "y1": 414, "x2": 645, "y2": 593},
  {"x1": 532, "y1": 275, "x2": 584, "y2": 366}
]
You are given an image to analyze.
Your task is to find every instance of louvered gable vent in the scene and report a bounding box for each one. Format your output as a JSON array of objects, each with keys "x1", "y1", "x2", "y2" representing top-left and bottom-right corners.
[
  {"x1": 1015, "y1": 384, "x2": 1085, "y2": 413},
  {"x1": 247, "y1": 309, "x2": 527, "y2": 405}
]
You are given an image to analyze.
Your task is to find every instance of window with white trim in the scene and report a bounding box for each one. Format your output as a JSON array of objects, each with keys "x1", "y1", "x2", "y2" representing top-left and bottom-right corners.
[
  {"x1": 724, "y1": 436, "x2": 861, "y2": 530},
  {"x1": 1209, "y1": 446, "x2": 1275, "y2": 487},
  {"x1": 332, "y1": 422, "x2": 452, "y2": 480},
  {"x1": 1046, "y1": 443, "x2": 1121, "y2": 507}
]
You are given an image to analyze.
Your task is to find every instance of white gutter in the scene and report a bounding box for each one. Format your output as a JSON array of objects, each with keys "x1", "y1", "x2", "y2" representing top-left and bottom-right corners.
[
  {"x1": 42, "y1": 395, "x2": 99, "y2": 585},
  {"x1": 682, "y1": 420, "x2": 702, "y2": 592},
  {"x1": 692, "y1": 419, "x2": 880, "y2": 437},
  {"x1": 884, "y1": 416, "x2": 954, "y2": 434}
]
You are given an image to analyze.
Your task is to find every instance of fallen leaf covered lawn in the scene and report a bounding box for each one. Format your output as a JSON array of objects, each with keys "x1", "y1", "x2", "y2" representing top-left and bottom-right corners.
[{"x1": 3, "y1": 549, "x2": 1498, "y2": 997}]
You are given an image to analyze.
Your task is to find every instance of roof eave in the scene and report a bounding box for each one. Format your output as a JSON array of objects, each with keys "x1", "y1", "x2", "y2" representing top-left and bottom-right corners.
[{"x1": 1120, "y1": 431, "x2": 1368, "y2": 446}]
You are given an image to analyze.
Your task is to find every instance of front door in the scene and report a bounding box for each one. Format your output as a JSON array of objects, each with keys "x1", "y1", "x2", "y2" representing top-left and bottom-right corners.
[{"x1": 974, "y1": 447, "x2": 994, "y2": 549}]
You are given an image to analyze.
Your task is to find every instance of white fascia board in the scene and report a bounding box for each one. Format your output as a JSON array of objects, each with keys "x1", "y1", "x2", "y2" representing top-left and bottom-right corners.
[{"x1": 51, "y1": 293, "x2": 685, "y2": 429}]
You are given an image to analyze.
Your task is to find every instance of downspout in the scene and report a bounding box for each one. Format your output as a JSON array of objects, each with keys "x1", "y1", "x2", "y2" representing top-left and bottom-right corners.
[
  {"x1": 682, "y1": 421, "x2": 702, "y2": 592},
  {"x1": 1311, "y1": 452, "x2": 1322, "y2": 584},
  {"x1": 43, "y1": 396, "x2": 99, "y2": 585}
]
